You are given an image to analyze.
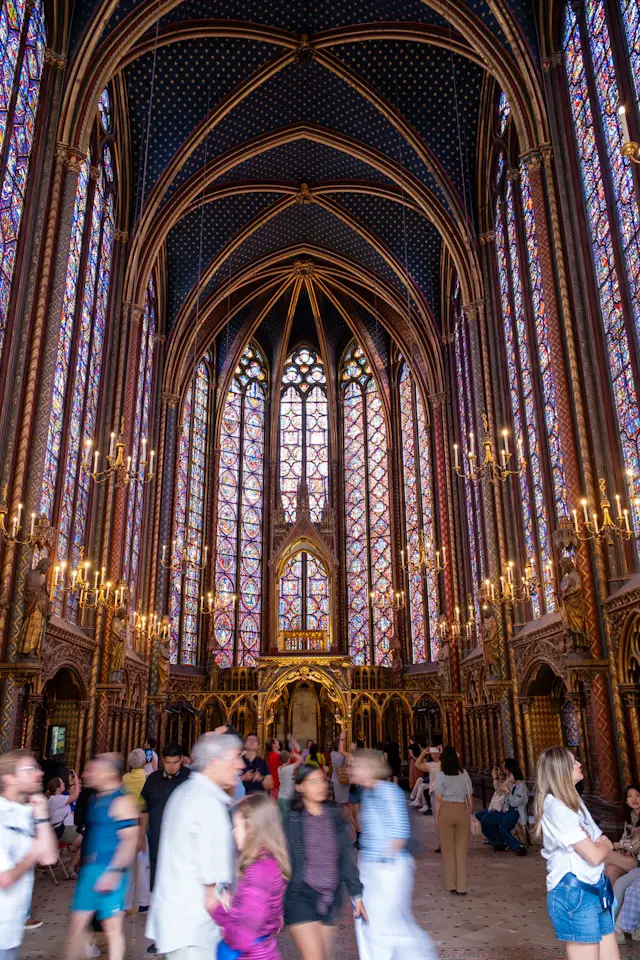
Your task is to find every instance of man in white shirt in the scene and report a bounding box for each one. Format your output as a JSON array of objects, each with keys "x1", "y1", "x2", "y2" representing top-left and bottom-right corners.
[
  {"x1": 0, "y1": 750, "x2": 58, "y2": 959},
  {"x1": 146, "y1": 732, "x2": 244, "y2": 960}
]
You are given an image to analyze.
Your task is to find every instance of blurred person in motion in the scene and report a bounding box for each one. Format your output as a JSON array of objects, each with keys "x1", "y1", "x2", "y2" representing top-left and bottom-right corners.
[
  {"x1": 434, "y1": 746, "x2": 473, "y2": 894},
  {"x1": 146, "y1": 732, "x2": 243, "y2": 959},
  {"x1": 351, "y1": 750, "x2": 437, "y2": 959},
  {"x1": 0, "y1": 750, "x2": 57, "y2": 960},
  {"x1": 66, "y1": 753, "x2": 139, "y2": 960},
  {"x1": 535, "y1": 746, "x2": 619, "y2": 960},
  {"x1": 265, "y1": 738, "x2": 281, "y2": 802},
  {"x1": 347, "y1": 739, "x2": 365, "y2": 845},
  {"x1": 212, "y1": 793, "x2": 290, "y2": 959},
  {"x1": 284, "y1": 764, "x2": 365, "y2": 960},
  {"x1": 122, "y1": 749, "x2": 149, "y2": 914},
  {"x1": 330, "y1": 732, "x2": 350, "y2": 810}
]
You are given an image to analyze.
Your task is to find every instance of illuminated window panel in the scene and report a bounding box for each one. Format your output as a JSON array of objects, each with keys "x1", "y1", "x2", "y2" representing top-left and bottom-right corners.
[
  {"x1": 454, "y1": 321, "x2": 482, "y2": 625},
  {"x1": 564, "y1": 5, "x2": 640, "y2": 521},
  {"x1": 498, "y1": 91, "x2": 510, "y2": 134},
  {"x1": 123, "y1": 277, "x2": 156, "y2": 603},
  {"x1": 342, "y1": 344, "x2": 393, "y2": 667},
  {"x1": 0, "y1": 0, "x2": 45, "y2": 365},
  {"x1": 278, "y1": 551, "x2": 328, "y2": 634},
  {"x1": 623, "y1": 0, "x2": 640, "y2": 111},
  {"x1": 170, "y1": 359, "x2": 210, "y2": 665},
  {"x1": 495, "y1": 200, "x2": 541, "y2": 617},
  {"x1": 505, "y1": 181, "x2": 553, "y2": 611},
  {"x1": 213, "y1": 344, "x2": 267, "y2": 667},
  {"x1": 519, "y1": 165, "x2": 569, "y2": 521},
  {"x1": 279, "y1": 346, "x2": 327, "y2": 523},
  {"x1": 98, "y1": 86, "x2": 111, "y2": 132},
  {"x1": 399, "y1": 363, "x2": 440, "y2": 663}
]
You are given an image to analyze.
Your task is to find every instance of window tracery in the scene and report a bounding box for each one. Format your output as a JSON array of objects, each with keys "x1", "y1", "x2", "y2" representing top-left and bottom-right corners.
[
  {"x1": 0, "y1": 0, "x2": 45, "y2": 365},
  {"x1": 213, "y1": 343, "x2": 267, "y2": 668},
  {"x1": 279, "y1": 346, "x2": 328, "y2": 523},
  {"x1": 278, "y1": 551, "x2": 329, "y2": 635}
]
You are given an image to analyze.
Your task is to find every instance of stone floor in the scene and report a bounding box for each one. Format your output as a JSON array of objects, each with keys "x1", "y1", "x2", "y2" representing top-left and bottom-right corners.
[{"x1": 20, "y1": 811, "x2": 640, "y2": 960}]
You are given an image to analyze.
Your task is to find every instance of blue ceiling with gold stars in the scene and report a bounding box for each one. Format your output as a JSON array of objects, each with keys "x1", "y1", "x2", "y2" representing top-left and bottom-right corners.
[{"x1": 68, "y1": 0, "x2": 543, "y2": 341}]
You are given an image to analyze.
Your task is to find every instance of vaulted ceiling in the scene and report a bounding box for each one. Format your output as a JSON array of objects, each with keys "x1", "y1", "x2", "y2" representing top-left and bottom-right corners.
[{"x1": 65, "y1": 0, "x2": 546, "y2": 397}]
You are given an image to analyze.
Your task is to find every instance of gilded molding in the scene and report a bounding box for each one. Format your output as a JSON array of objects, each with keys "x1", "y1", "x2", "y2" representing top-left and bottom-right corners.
[{"x1": 295, "y1": 183, "x2": 314, "y2": 204}]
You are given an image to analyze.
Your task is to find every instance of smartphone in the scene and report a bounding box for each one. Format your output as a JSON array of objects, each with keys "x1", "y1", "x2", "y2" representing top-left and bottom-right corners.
[{"x1": 145, "y1": 749, "x2": 153, "y2": 763}]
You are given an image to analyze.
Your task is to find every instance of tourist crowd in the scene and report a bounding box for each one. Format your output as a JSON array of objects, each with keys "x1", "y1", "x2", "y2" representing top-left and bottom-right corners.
[{"x1": 0, "y1": 731, "x2": 639, "y2": 959}]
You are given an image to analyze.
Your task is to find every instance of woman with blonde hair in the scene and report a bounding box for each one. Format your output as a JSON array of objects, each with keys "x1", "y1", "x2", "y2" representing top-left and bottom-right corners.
[
  {"x1": 212, "y1": 793, "x2": 290, "y2": 959},
  {"x1": 535, "y1": 746, "x2": 619, "y2": 959},
  {"x1": 351, "y1": 750, "x2": 437, "y2": 959}
]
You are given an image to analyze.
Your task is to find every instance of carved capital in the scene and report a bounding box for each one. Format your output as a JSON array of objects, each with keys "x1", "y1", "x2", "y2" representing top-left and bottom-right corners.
[
  {"x1": 542, "y1": 51, "x2": 563, "y2": 73},
  {"x1": 478, "y1": 231, "x2": 495, "y2": 246},
  {"x1": 114, "y1": 229, "x2": 129, "y2": 244},
  {"x1": 429, "y1": 391, "x2": 445, "y2": 408},
  {"x1": 88, "y1": 164, "x2": 100, "y2": 182},
  {"x1": 520, "y1": 149, "x2": 542, "y2": 172},
  {"x1": 162, "y1": 392, "x2": 180, "y2": 409},
  {"x1": 507, "y1": 168, "x2": 521, "y2": 184},
  {"x1": 295, "y1": 183, "x2": 313, "y2": 204},
  {"x1": 44, "y1": 48, "x2": 66, "y2": 70}
]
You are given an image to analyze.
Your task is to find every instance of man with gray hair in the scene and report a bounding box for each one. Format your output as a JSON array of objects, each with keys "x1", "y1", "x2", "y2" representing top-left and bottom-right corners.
[{"x1": 145, "y1": 732, "x2": 244, "y2": 959}]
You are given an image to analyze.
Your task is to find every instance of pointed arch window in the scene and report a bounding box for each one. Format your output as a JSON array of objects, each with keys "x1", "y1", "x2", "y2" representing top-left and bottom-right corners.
[
  {"x1": 453, "y1": 311, "x2": 485, "y2": 628},
  {"x1": 278, "y1": 551, "x2": 329, "y2": 635},
  {"x1": 564, "y1": 2, "x2": 640, "y2": 519},
  {"x1": 279, "y1": 346, "x2": 328, "y2": 523},
  {"x1": 342, "y1": 344, "x2": 394, "y2": 667},
  {"x1": 170, "y1": 357, "x2": 211, "y2": 665},
  {"x1": 398, "y1": 360, "x2": 440, "y2": 662},
  {"x1": 213, "y1": 343, "x2": 267, "y2": 668},
  {"x1": 122, "y1": 276, "x2": 157, "y2": 603},
  {"x1": 0, "y1": 0, "x2": 46, "y2": 364}
]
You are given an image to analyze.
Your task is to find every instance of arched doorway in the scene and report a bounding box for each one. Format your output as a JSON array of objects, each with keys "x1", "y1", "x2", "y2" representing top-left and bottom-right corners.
[
  {"x1": 39, "y1": 667, "x2": 86, "y2": 771},
  {"x1": 413, "y1": 695, "x2": 442, "y2": 748},
  {"x1": 523, "y1": 663, "x2": 573, "y2": 766},
  {"x1": 352, "y1": 695, "x2": 380, "y2": 747},
  {"x1": 263, "y1": 664, "x2": 349, "y2": 751}
]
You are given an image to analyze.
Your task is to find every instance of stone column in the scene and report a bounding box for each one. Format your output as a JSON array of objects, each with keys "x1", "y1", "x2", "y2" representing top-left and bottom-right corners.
[
  {"x1": 519, "y1": 699, "x2": 535, "y2": 779},
  {"x1": 75, "y1": 702, "x2": 89, "y2": 773},
  {"x1": 622, "y1": 691, "x2": 640, "y2": 783},
  {"x1": 487, "y1": 706, "x2": 498, "y2": 769},
  {"x1": 480, "y1": 709, "x2": 490, "y2": 771},
  {"x1": 24, "y1": 697, "x2": 42, "y2": 752},
  {"x1": 159, "y1": 704, "x2": 168, "y2": 747}
]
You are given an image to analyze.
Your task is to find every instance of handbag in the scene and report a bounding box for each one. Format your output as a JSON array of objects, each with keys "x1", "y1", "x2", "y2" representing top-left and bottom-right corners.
[
  {"x1": 469, "y1": 814, "x2": 481, "y2": 837},
  {"x1": 337, "y1": 764, "x2": 350, "y2": 785},
  {"x1": 217, "y1": 936, "x2": 268, "y2": 960}
]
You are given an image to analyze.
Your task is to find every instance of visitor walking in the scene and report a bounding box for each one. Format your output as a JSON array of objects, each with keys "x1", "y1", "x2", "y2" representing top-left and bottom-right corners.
[
  {"x1": 212, "y1": 793, "x2": 290, "y2": 959},
  {"x1": 351, "y1": 750, "x2": 437, "y2": 959},
  {"x1": 241, "y1": 734, "x2": 273, "y2": 795},
  {"x1": 0, "y1": 750, "x2": 57, "y2": 960},
  {"x1": 66, "y1": 753, "x2": 139, "y2": 960},
  {"x1": 534, "y1": 746, "x2": 619, "y2": 960},
  {"x1": 284, "y1": 764, "x2": 366, "y2": 960},
  {"x1": 330, "y1": 732, "x2": 350, "y2": 808},
  {"x1": 146, "y1": 732, "x2": 243, "y2": 958},
  {"x1": 265, "y1": 738, "x2": 281, "y2": 801},
  {"x1": 122, "y1": 749, "x2": 149, "y2": 914},
  {"x1": 434, "y1": 746, "x2": 473, "y2": 895},
  {"x1": 277, "y1": 751, "x2": 298, "y2": 817}
]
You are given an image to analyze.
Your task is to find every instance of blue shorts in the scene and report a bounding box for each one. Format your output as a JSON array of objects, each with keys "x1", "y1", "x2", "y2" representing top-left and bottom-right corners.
[
  {"x1": 71, "y1": 864, "x2": 129, "y2": 920},
  {"x1": 547, "y1": 875, "x2": 615, "y2": 943}
]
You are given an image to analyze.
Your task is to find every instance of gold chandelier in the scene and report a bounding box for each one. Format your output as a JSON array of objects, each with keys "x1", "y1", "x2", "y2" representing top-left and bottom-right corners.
[
  {"x1": 85, "y1": 418, "x2": 155, "y2": 489},
  {"x1": 454, "y1": 415, "x2": 526, "y2": 485}
]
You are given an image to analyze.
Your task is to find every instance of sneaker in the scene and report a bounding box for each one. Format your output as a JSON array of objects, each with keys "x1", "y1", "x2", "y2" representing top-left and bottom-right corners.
[
  {"x1": 632, "y1": 928, "x2": 640, "y2": 943},
  {"x1": 434, "y1": 847, "x2": 441, "y2": 854},
  {"x1": 25, "y1": 918, "x2": 43, "y2": 932},
  {"x1": 138, "y1": 905, "x2": 149, "y2": 913},
  {"x1": 147, "y1": 945, "x2": 158, "y2": 955},
  {"x1": 85, "y1": 942, "x2": 101, "y2": 959},
  {"x1": 409, "y1": 799, "x2": 420, "y2": 808},
  {"x1": 515, "y1": 845, "x2": 527, "y2": 857},
  {"x1": 492, "y1": 843, "x2": 507, "y2": 852},
  {"x1": 615, "y1": 931, "x2": 626, "y2": 945}
]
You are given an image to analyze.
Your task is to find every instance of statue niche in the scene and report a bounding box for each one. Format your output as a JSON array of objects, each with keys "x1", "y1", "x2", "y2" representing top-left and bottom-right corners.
[
  {"x1": 558, "y1": 556, "x2": 589, "y2": 653},
  {"x1": 18, "y1": 558, "x2": 52, "y2": 659},
  {"x1": 109, "y1": 607, "x2": 127, "y2": 684}
]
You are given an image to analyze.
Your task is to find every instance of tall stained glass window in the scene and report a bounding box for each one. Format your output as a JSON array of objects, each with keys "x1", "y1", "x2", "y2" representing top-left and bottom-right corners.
[
  {"x1": 564, "y1": 2, "x2": 640, "y2": 517},
  {"x1": 123, "y1": 277, "x2": 156, "y2": 603},
  {"x1": 342, "y1": 344, "x2": 394, "y2": 667},
  {"x1": 213, "y1": 344, "x2": 267, "y2": 668},
  {"x1": 398, "y1": 360, "x2": 440, "y2": 662},
  {"x1": 278, "y1": 551, "x2": 329, "y2": 637},
  {"x1": 453, "y1": 313, "x2": 484, "y2": 628},
  {"x1": 39, "y1": 112, "x2": 116, "y2": 618},
  {"x1": 498, "y1": 90, "x2": 511, "y2": 134},
  {"x1": 279, "y1": 346, "x2": 328, "y2": 523},
  {"x1": 0, "y1": 0, "x2": 46, "y2": 365},
  {"x1": 170, "y1": 358, "x2": 211, "y2": 665}
]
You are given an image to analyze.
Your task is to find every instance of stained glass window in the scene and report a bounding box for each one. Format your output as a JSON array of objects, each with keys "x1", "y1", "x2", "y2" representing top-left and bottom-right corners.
[
  {"x1": 342, "y1": 344, "x2": 394, "y2": 667},
  {"x1": 279, "y1": 346, "x2": 328, "y2": 523},
  {"x1": 39, "y1": 126, "x2": 116, "y2": 618},
  {"x1": 170, "y1": 358, "x2": 211, "y2": 665},
  {"x1": 453, "y1": 316, "x2": 484, "y2": 627},
  {"x1": 498, "y1": 91, "x2": 510, "y2": 135},
  {"x1": 98, "y1": 86, "x2": 111, "y2": 132},
  {"x1": 0, "y1": 0, "x2": 45, "y2": 366},
  {"x1": 399, "y1": 361, "x2": 440, "y2": 662},
  {"x1": 123, "y1": 277, "x2": 156, "y2": 604},
  {"x1": 623, "y1": 0, "x2": 640, "y2": 110},
  {"x1": 278, "y1": 551, "x2": 329, "y2": 635},
  {"x1": 564, "y1": 3, "x2": 640, "y2": 518},
  {"x1": 213, "y1": 344, "x2": 267, "y2": 668}
]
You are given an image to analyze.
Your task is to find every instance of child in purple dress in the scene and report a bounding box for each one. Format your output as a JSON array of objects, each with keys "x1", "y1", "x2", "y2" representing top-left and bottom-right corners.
[{"x1": 213, "y1": 793, "x2": 291, "y2": 959}]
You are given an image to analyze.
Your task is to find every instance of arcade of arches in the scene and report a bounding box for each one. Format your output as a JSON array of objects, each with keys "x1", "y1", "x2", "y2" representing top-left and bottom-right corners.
[{"x1": 1, "y1": 0, "x2": 640, "y2": 816}]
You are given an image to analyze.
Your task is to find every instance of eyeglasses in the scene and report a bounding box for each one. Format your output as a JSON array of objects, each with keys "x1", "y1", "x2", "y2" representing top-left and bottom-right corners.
[{"x1": 18, "y1": 764, "x2": 40, "y2": 773}]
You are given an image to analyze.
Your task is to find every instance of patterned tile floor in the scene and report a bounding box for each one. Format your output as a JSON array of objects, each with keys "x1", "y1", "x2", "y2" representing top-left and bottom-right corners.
[{"x1": 21, "y1": 812, "x2": 640, "y2": 959}]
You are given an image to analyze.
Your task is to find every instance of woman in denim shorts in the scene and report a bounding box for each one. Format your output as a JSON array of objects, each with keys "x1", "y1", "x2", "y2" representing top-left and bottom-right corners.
[{"x1": 534, "y1": 747, "x2": 620, "y2": 959}]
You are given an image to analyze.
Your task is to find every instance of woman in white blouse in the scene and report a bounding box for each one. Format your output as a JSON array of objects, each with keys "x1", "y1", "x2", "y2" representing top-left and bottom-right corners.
[{"x1": 534, "y1": 746, "x2": 619, "y2": 959}]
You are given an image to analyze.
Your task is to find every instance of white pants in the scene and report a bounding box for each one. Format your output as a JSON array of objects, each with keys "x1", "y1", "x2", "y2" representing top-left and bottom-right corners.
[
  {"x1": 166, "y1": 949, "x2": 212, "y2": 960},
  {"x1": 357, "y1": 857, "x2": 437, "y2": 960},
  {"x1": 125, "y1": 847, "x2": 150, "y2": 909},
  {"x1": 614, "y1": 866, "x2": 640, "y2": 928}
]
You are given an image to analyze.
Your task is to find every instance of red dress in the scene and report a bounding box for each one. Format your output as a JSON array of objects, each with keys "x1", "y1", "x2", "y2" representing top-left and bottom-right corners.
[{"x1": 268, "y1": 752, "x2": 281, "y2": 800}]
